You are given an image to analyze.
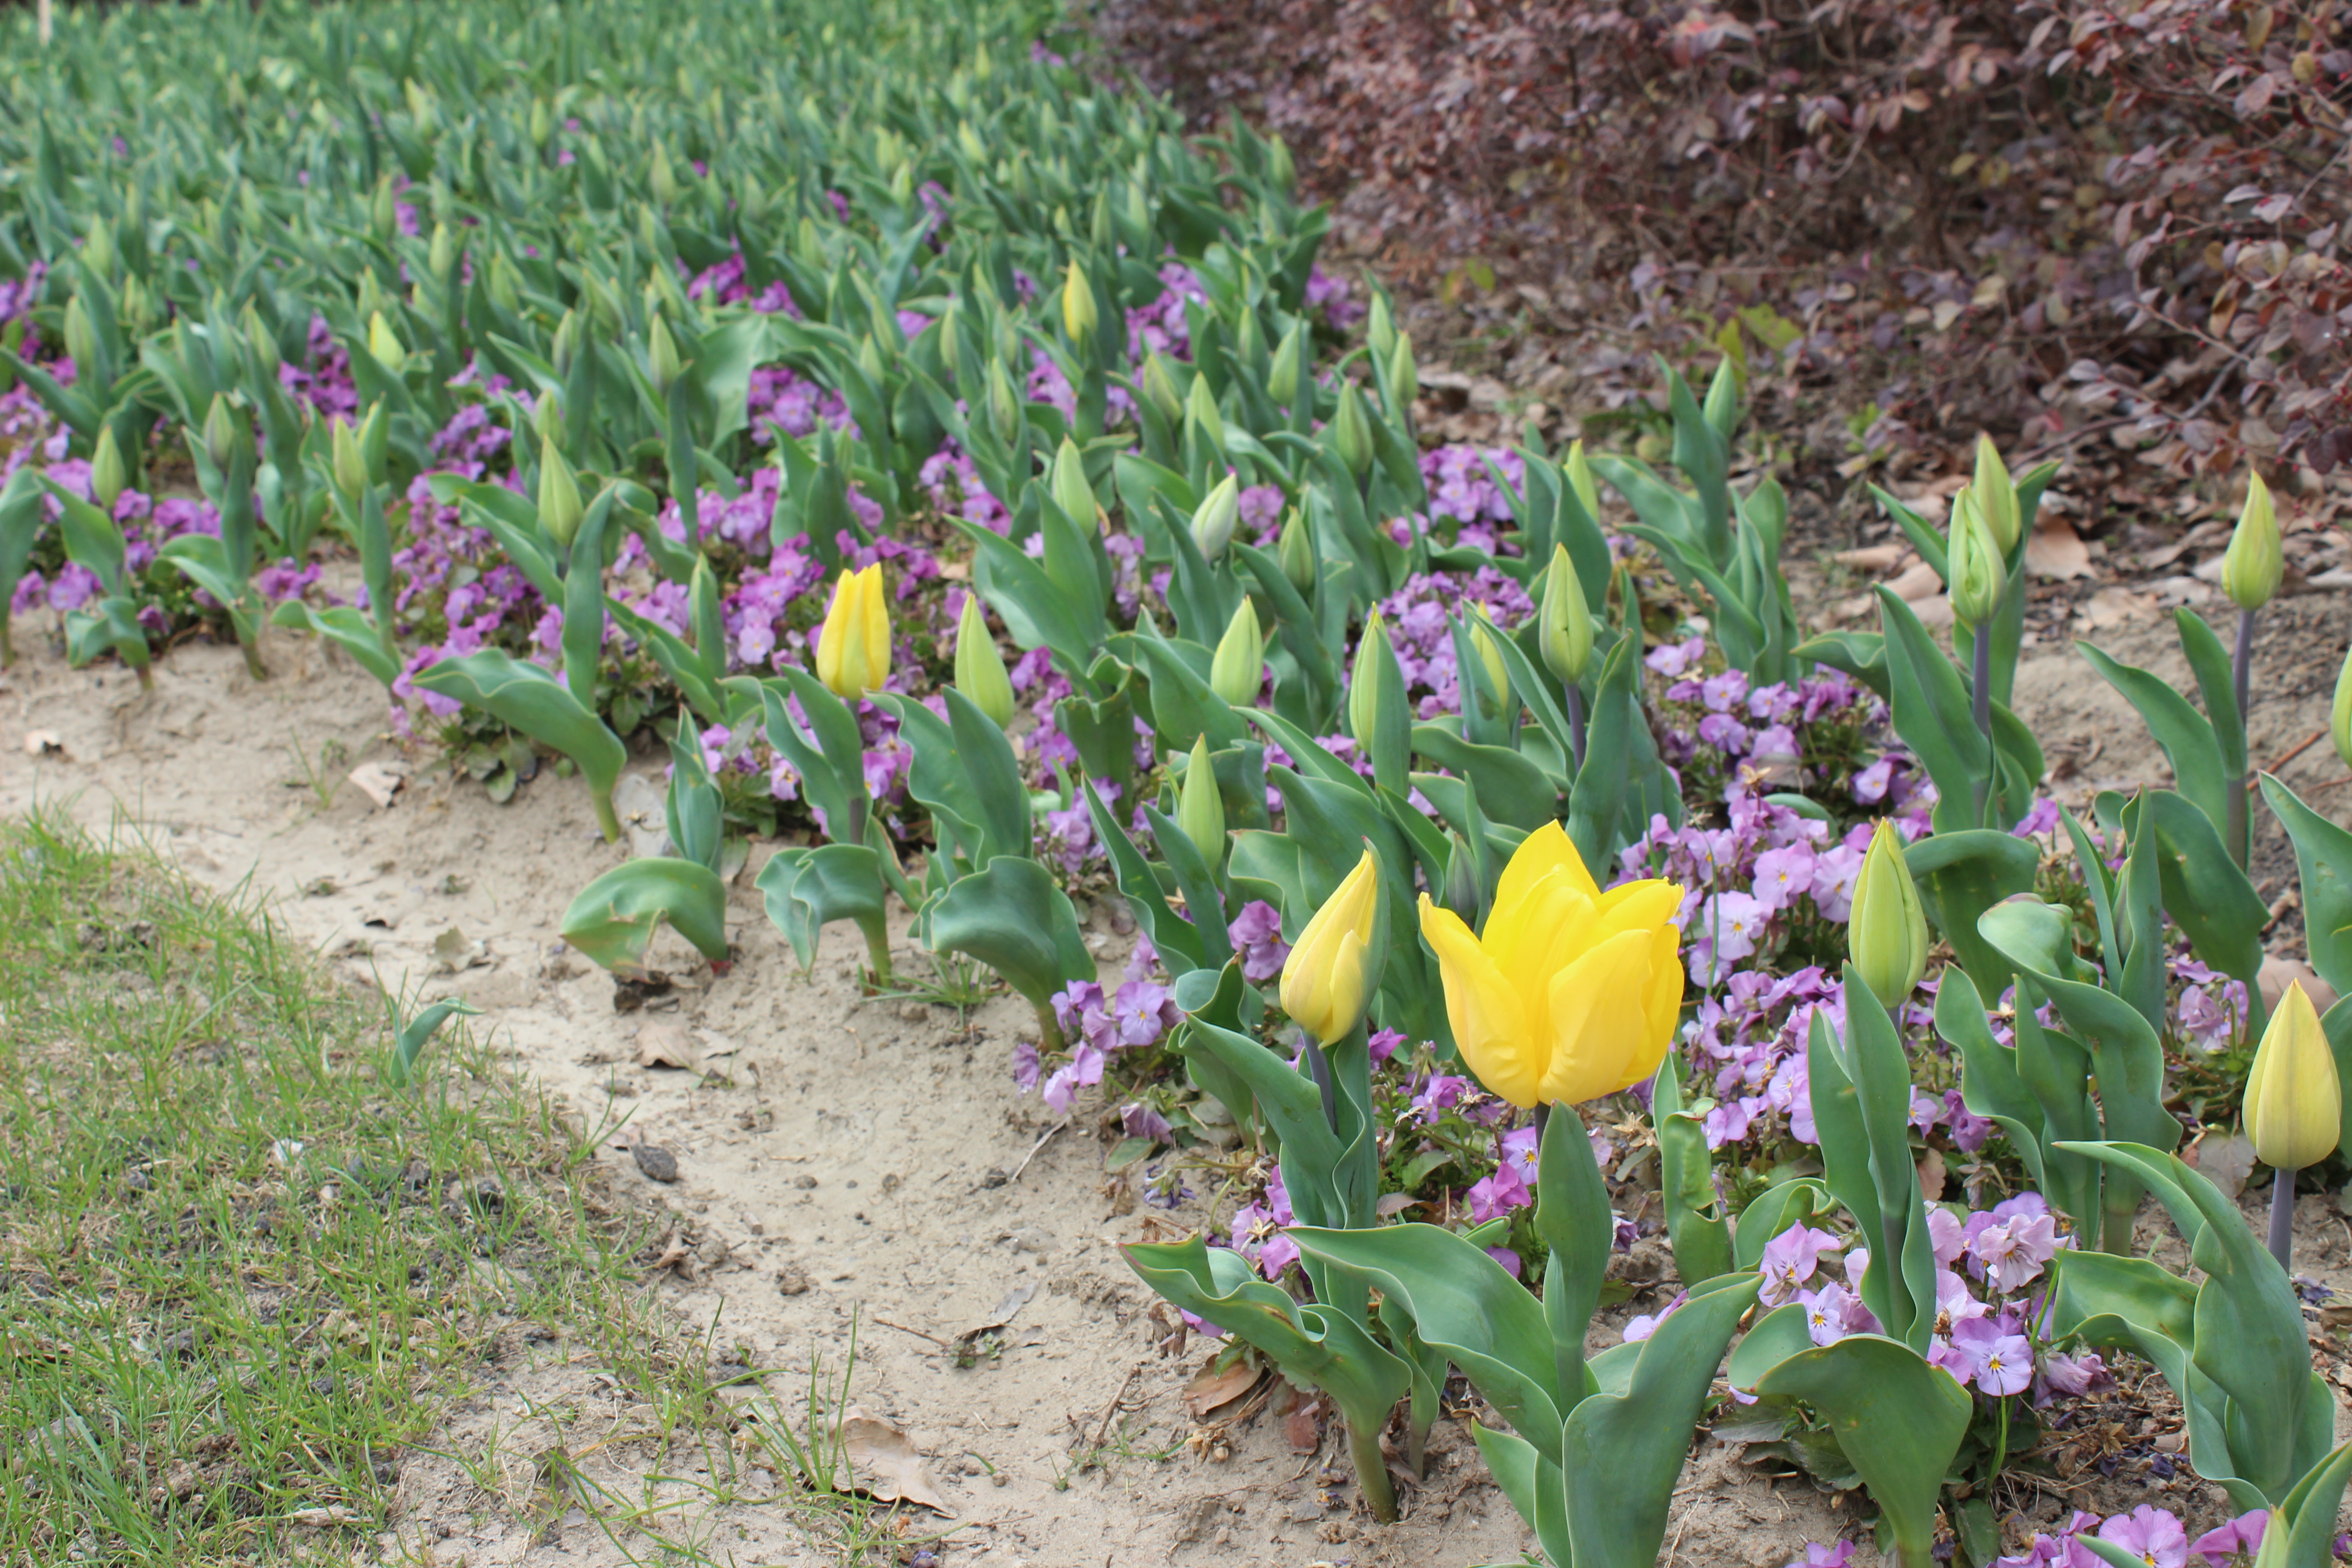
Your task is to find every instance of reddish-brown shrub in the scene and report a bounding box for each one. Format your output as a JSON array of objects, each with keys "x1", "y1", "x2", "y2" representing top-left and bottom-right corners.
[{"x1": 1093, "y1": 0, "x2": 2352, "y2": 477}]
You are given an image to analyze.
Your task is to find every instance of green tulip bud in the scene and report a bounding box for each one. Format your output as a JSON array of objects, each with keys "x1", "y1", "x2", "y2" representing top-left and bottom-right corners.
[
  {"x1": 1210, "y1": 596, "x2": 1264, "y2": 706},
  {"x1": 117, "y1": 275, "x2": 152, "y2": 338},
  {"x1": 1440, "y1": 830, "x2": 1481, "y2": 926},
  {"x1": 1972, "y1": 433, "x2": 2020, "y2": 555},
  {"x1": 2223, "y1": 470, "x2": 2283, "y2": 612},
  {"x1": 1850, "y1": 819, "x2": 1929, "y2": 1008},
  {"x1": 487, "y1": 250, "x2": 522, "y2": 316},
  {"x1": 1702, "y1": 355, "x2": 1740, "y2": 436},
  {"x1": 1269, "y1": 322, "x2": 1303, "y2": 407},
  {"x1": 1060, "y1": 260, "x2": 1098, "y2": 341},
  {"x1": 532, "y1": 391, "x2": 564, "y2": 449},
  {"x1": 82, "y1": 219, "x2": 116, "y2": 282},
  {"x1": 1349, "y1": 611, "x2": 1394, "y2": 747},
  {"x1": 538, "y1": 435, "x2": 583, "y2": 549},
  {"x1": 1234, "y1": 308, "x2": 1265, "y2": 377},
  {"x1": 90, "y1": 424, "x2": 128, "y2": 513},
  {"x1": 1178, "y1": 735, "x2": 1227, "y2": 864},
  {"x1": 1539, "y1": 544, "x2": 1593, "y2": 684},
  {"x1": 1185, "y1": 372, "x2": 1225, "y2": 450},
  {"x1": 357, "y1": 402, "x2": 389, "y2": 488},
  {"x1": 1192, "y1": 473, "x2": 1240, "y2": 562},
  {"x1": 428, "y1": 221, "x2": 456, "y2": 284},
  {"x1": 1142, "y1": 352, "x2": 1184, "y2": 423},
  {"x1": 242, "y1": 303, "x2": 279, "y2": 381},
  {"x1": 986, "y1": 356, "x2": 1021, "y2": 445},
  {"x1": 1278, "y1": 508, "x2": 1316, "y2": 593},
  {"x1": 1388, "y1": 333, "x2": 1419, "y2": 412},
  {"x1": 938, "y1": 301, "x2": 966, "y2": 389},
  {"x1": 1050, "y1": 437, "x2": 1095, "y2": 526},
  {"x1": 2333, "y1": 645, "x2": 2352, "y2": 772},
  {"x1": 366, "y1": 310, "x2": 406, "y2": 374},
  {"x1": 551, "y1": 309, "x2": 580, "y2": 378},
  {"x1": 953, "y1": 592, "x2": 1016, "y2": 728},
  {"x1": 650, "y1": 143, "x2": 680, "y2": 208},
  {"x1": 201, "y1": 394, "x2": 248, "y2": 475},
  {"x1": 1366, "y1": 294, "x2": 1396, "y2": 367},
  {"x1": 1467, "y1": 607, "x2": 1510, "y2": 717},
  {"x1": 529, "y1": 97, "x2": 554, "y2": 151},
  {"x1": 1266, "y1": 136, "x2": 1296, "y2": 196},
  {"x1": 956, "y1": 121, "x2": 988, "y2": 165},
  {"x1": 648, "y1": 313, "x2": 686, "y2": 397},
  {"x1": 331, "y1": 416, "x2": 367, "y2": 500},
  {"x1": 1331, "y1": 381, "x2": 1374, "y2": 479},
  {"x1": 1946, "y1": 487, "x2": 2003, "y2": 628},
  {"x1": 1566, "y1": 438, "x2": 1601, "y2": 523},
  {"x1": 1089, "y1": 188, "x2": 1115, "y2": 252},
  {"x1": 62, "y1": 294, "x2": 95, "y2": 372},
  {"x1": 369, "y1": 176, "x2": 397, "y2": 245}
]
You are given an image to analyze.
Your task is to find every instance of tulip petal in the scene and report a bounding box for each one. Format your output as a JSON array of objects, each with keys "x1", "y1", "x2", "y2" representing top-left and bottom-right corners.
[
  {"x1": 858, "y1": 564, "x2": 890, "y2": 687},
  {"x1": 1539, "y1": 928, "x2": 1659, "y2": 1105},
  {"x1": 1494, "y1": 820, "x2": 1598, "y2": 914},
  {"x1": 815, "y1": 569, "x2": 854, "y2": 695},
  {"x1": 1420, "y1": 895, "x2": 1540, "y2": 1107},
  {"x1": 1619, "y1": 923, "x2": 1686, "y2": 1094}
]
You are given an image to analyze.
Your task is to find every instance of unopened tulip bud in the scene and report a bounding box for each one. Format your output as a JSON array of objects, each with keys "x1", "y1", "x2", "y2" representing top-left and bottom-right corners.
[
  {"x1": 2224, "y1": 470, "x2": 2283, "y2": 612},
  {"x1": 986, "y1": 356, "x2": 1021, "y2": 445},
  {"x1": 357, "y1": 402, "x2": 389, "y2": 487},
  {"x1": 1468, "y1": 608, "x2": 1509, "y2": 715},
  {"x1": 63, "y1": 294, "x2": 95, "y2": 372},
  {"x1": 1278, "y1": 509, "x2": 1316, "y2": 593},
  {"x1": 532, "y1": 392, "x2": 563, "y2": 450},
  {"x1": 1185, "y1": 373, "x2": 1225, "y2": 450},
  {"x1": 2246, "y1": 979, "x2": 2341, "y2": 1171},
  {"x1": 83, "y1": 219, "x2": 115, "y2": 281},
  {"x1": 202, "y1": 395, "x2": 248, "y2": 474},
  {"x1": 1192, "y1": 473, "x2": 1240, "y2": 562},
  {"x1": 1269, "y1": 322, "x2": 1303, "y2": 406},
  {"x1": 1349, "y1": 612, "x2": 1394, "y2": 747},
  {"x1": 1849, "y1": 819, "x2": 1929, "y2": 1008},
  {"x1": 1266, "y1": 136, "x2": 1295, "y2": 195},
  {"x1": 1366, "y1": 294, "x2": 1396, "y2": 367},
  {"x1": 2333, "y1": 646, "x2": 2352, "y2": 772},
  {"x1": 487, "y1": 250, "x2": 522, "y2": 315},
  {"x1": 529, "y1": 97, "x2": 554, "y2": 150},
  {"x1": 1142, "y1": 352, "x2": 1184, "y2": 423},
  {"x1": 1178, "y1": 735, "x2": 1227, "y2": 864},
  {"x1": 537, "y1": 436, "x2": 583, "y2": 549},
  {"x1": 1703, "y1": 355, "x2": 1740, "y2": 435},
  {"x1": 331, "y1": 416, "x2": 367, "y2": 500},
  {"x1": 648, "y1": 313, "x2": 686, "y2": 397},
  {"x1": 650, "y1": 143, "x2": 680, "y2": 208},
  {"x1": 428, "y1": 221, "x2": 456, "y2": 284},
  {"x1": 1050, "y1": 437, "x2": 1095, "y2": 527},
  {"x1": 1388, "y1": 333, "x2": 1418, "y2": 412},
  {"x1": 1210, "y1": 597, "x2": 1264, "y2": 707},
  {"x1": 953, "y1": 592, "x2": 1015, "y2": 727},
  {"x1": 1332, "y1": 382, "x2": 1374, "y2": 479},
  {"x1": 1566, "y1": 437, "x2": 1601, "y2": 523},
  {"x1": 1973, "y1": 434, "x2": 2020, "y2": 555},
  {"x1": 814, "y1": 564, "x2": 891, "y2": 699},
  {"x1": 1539, "y1": 545, "x2": 1593, "y2": 685},
  {"x1": 1280, "y1": 848, "x2": 1383, "y2": 1045},
  {"x1": 90, "y1": 425, "x2": 127, "y2": 513},
  {"x1": 550, "y1": 310, "x2": 580, "y2": 378},
  {"x1": 242, "y1": 304, "x2": 279, "y2": 381},
  {"x1": 1440, "y1": 832, "x2": 1481, "y2": 926},
  {"x1": 366, "y1": 310, "x2": 406, "y2": 374},
  {"x1": 1947, "y1": 487, "x2": 2003, "y2": 629},
  {"x1": 370, "y1": 177, "x2": 397, "y2": 244},
  {"x1": 1060, "y1": 260, "x2": 1098, "y2": 341}
]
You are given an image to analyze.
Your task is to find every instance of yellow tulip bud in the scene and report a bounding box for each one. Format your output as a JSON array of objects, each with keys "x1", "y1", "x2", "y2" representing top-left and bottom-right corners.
[
  {"x1": 330, "y1": 417, "x2": 366, "y2": 500},
  {"x1": 953, "y1": 591, "x2": 1015, "y2": 727},
  {"x1": 366, "y1": 310, "x2": 406, "y2": 374},
  {"x1": 1060, "y1": 260, "x2": 1098, "y2": 341},
  {"x1": 2245, "y1": 980, "x2": 2341, "y2": 1171},
  {"x1": 1849, "y1": 820, "x2": 1930, "y2": 1007},
  {"x1": 1178, "y1": 735, "x2": 1226, "y2": 865},
  {"x1": 1468, "y1": 606, "x2": 1509, "y2": 716},
  {"x1": 2333, "y1": 645, "x2": 2352, "y2": 772},
  {"x1": 1210, "y1": 597, "x2": 1264, "y2": 707},
  {"x1": 1050, "y1": 436, "x2": 1095, "y2": 527},
  {"x1": 1972, "y1": 434, "x2": 2020, "y2": 555},
  {"x1": 1539, "y1": 544, "x2": 1593, "y2": 685},
  {"x1": 814, "y1": 564, "x2": 891, "y2": 699},
  {"x1": 1417, "y1": 822, "x2": 1684, "y2": 1108},
  {"x1": 2223, "y1": 470, "x2": 2283, "y2": 612},
  {"x1": 537, "y1": 436, "x2": 584, "y2": 549},
  {"x1": 1946, "y1": 487, "x2": 2003, "y2": 629},
  {"x1": 90, "y1": 424, "x2": 128, "y2": 513},
  {"x1": 1281, "y1": 849, "x2": 1382, "y2": 1045},
  {"x1": 1142, "y1": 352, "x2": 1185, "y2": 424},
  {"x1": 1192, "y1": 472, "x2": 1240, "y2": 562}
]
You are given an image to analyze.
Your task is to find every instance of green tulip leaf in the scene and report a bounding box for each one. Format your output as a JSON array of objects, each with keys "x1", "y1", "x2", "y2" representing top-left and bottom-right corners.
[
  {"x1": 921, "y1": 854, "x2": 1093, "y2": 1019},
  {"x1": 561, "y1": 858, "x2": 728, "y2": 980},
  {"x1": 270, "y1": 601, "x2": 400, "y2": 689},
  {"x1": 756, "y1": 843, "x2": 887, "y2": 974},
  {"x1": 2078, "y1": 639, "x2": 2230, "y2": 843},
  {"x1": 414, "y1": 649, "x2": 625, "y2": 842},
  {"x1": 2261, "y1": 772, "x2": 2352, "y2": 1001},
  {"x1": 1904, "y1": 828, "x2": 2039, "y2": 997}
]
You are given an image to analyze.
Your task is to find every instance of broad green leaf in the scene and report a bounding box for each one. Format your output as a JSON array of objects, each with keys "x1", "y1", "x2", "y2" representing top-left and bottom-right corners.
[
  {"x1": 756, "y1": 843, "x2": 887, "y2": 973},
  {"x1": 270, "y1": 602, "x2": 400, "y2": 688},
  {"x1": 561, "y1": 858, "x2": 728, "y2": 979},
  {"x1": 1753, "y1": 1338, "x2": 1971, "y2": 1568},
  {"x1": 922, "y1": 854, "x2": 1093, "y2": 1018},
  {"x1": 1904, "y1": 828, "x2": 2038, "y2": 997},
  {"x1": 2261, "y1": 772, "x2": 2352, "y2": 1000},
  {"x1": 415, "y1": 649, "x2": 626, "y2": 841},
  {"x1": 2078, "y1": 640, "x2": 2230, "y2": 841}
]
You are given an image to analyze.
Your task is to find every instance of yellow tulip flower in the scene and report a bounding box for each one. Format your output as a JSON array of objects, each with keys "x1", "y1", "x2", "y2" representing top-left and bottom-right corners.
[
  {"x1": 814, "y1": 564, "x2": 890, "y2": 699},
  {"x1": 2245, "y1": 979, "x2": 2342, "y2": 1171},
  {"x1": 1418, "y1": 822, "x2": 1685, "y2": 1108},
  {"x1": 1280, "y1": 849, "x2": 1382, "y2": 1045}
]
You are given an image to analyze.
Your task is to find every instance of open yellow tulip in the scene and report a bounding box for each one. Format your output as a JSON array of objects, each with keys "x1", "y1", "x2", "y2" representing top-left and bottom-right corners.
[
  {"x1": 1418, "y1": 822, "x2": 1685, "y2": 1108},
  {"x1": 814, "y1": 564, "x2": 890, "y2": 699}
]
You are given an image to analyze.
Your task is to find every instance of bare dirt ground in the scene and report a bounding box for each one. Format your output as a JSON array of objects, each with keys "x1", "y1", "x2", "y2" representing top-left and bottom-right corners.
[{"x1": 4, "y1": 501, "x2": 2348, "y2": 1565}]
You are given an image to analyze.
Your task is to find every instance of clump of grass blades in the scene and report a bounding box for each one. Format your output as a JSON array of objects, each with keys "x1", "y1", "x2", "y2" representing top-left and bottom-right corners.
[{"x1": 0, "y1": 810, "x2": 744, "y2": 1563}]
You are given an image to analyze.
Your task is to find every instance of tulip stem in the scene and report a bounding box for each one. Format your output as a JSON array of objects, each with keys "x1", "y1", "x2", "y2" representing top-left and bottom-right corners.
[
  {"x1": 1346, "y1": 1413, "x2": 1399, "y2": 1524},
  {"x1": 2230, "y1": 608, "x2": 2257, "y2": 869},
  {"x1": 1563, "y1": 682, "x2": 1588, "y2": 774},
  {"x1": 1302, "y1": 1033, "x2": 1338, "y2": 1134},
  {"x1": 2269, "y1": 1162, "x2": 2297, "y2": 1275},
  {"x1": 1970, "y1": 626, "x2": 1993, "y2": 827}
]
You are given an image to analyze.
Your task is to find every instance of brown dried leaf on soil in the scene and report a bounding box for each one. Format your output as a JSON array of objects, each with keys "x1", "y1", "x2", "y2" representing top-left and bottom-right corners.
[
  {"x1": 1183, "y1": 1359, "x2": 1263, "y2": 1420},
  {"x1": 840, "y1": 1406, "x2": 955, "y2": 1515},
  {"x1": 2026, "y1": 517, "x2": 2093, "y2": 580}
]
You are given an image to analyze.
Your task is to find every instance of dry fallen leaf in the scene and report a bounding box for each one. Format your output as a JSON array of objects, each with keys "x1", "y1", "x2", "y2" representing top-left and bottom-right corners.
[
  {"x1": 2078, "y1": 587, "x2": 2156, "y2": 631},
  {"x1": 1885, "y1": 560, "x2": 1945, "y2": 603},
  {"x1": 1834, "y1": 543, "x2": 1908, "y2": 572},
  {"x1": 636, "y1": 1021, "x2": 696, "y2": 1069},
  {"x1": 840, "y1": 1406, "x2": 955, "y2": 1515},
  {"x1": 1184, "y1": 1361, "x2": 1263, "y2": 1421},
  {"x1": 2186, "y1": 1131, "x2": 2257, "y2": 1200},
  {"x1": 347, "y1": 761, "x2": 404, "y2": 809},
  {"x1": 2259, "y1": 953, "x2": 2337, "y2": 1015},
  {"x1": 2024, "y1": 517, "x2": 2092, "y2": 580}
]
